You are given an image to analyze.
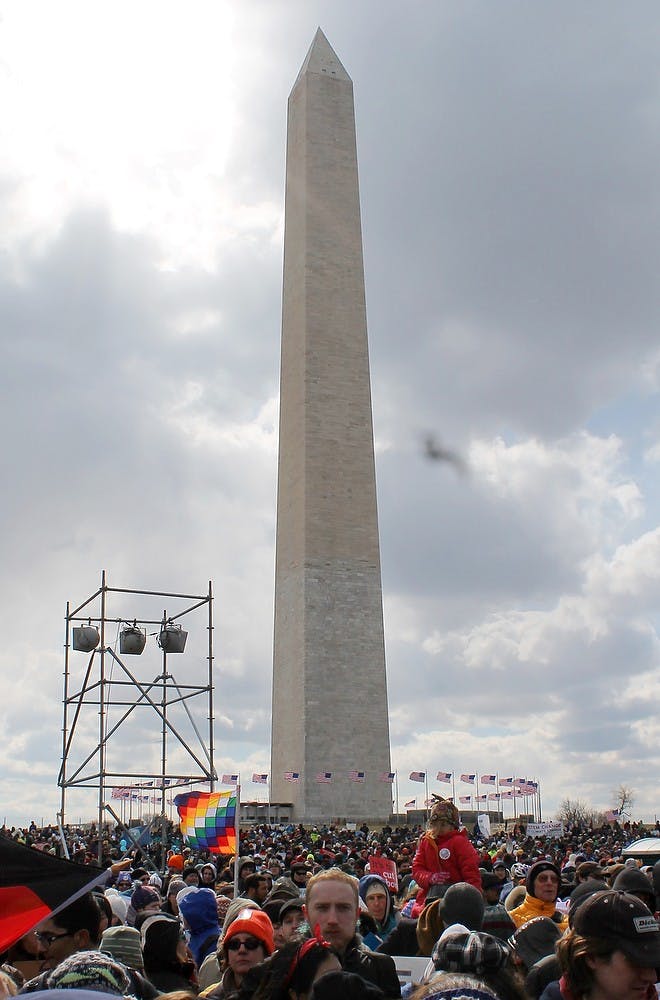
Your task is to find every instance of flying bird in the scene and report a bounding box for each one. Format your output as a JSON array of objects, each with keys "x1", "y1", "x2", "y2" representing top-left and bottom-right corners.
[{"x1": 423, "y1": 434, "x2": 468, "y2": 476}]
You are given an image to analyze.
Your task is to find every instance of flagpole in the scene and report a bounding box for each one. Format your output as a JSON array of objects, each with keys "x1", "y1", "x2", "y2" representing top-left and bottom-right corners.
[
  {"x1": 394, "y1": 771, "x2": 399, "y2": 818},
  {"x1": 57, "y1": 820, "x2": 70, "y2": 860},
  {"x1": 513, "y1": 780, "x2": 518, "y2": 826},
  {"x1": 233, "y1": 782, "x2": 241, "y2": 898},
  {"x1": 451, "y1": 772, "x2": 456, "y2": 804},
  {"x1": 425, "y1": 771, "x2": 429, "y2": 820}
]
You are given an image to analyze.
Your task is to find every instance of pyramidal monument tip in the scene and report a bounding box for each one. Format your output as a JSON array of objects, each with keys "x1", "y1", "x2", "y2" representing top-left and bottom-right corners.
[{"x1": 293, "y1": 27, "x2": 351, "y2": 87}]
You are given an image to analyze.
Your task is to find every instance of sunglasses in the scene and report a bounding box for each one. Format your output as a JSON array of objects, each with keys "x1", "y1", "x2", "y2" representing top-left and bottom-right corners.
[{"x1": 226, "y1": 937, "x2": 262, "y2": 952}]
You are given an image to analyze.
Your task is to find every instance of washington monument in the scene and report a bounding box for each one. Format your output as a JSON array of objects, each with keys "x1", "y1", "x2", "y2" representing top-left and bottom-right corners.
[{"x1": 270, "y1": 30, "x2": 392, "y2": 820}]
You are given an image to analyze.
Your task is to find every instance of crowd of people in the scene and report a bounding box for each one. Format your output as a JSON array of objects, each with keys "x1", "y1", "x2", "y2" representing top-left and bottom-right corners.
[{"x1": 1, "y1": 799, "x2": 659, "y2": 1000}]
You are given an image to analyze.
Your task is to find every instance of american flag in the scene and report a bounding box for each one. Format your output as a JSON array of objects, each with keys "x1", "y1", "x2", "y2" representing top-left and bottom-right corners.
[
  {"x1": 252, "y1": 773, "x2": 268, "y2": 784},
  {"x1": 315, "y1": 772, "x2": 332, "y2": 783},
  {"x1": 409, "y1": 771, "x2": 425, "y2": 782},
  {"x1": 460, "y1": 774, "x2": 475, "y2": 784},
  {"x1": 404, "y1": 798, "x2": 415, "y2": 808},
  {"x1": 348, "y1": 771, "x2": 365, "y2": 782},
  {"x1": 111, "y1": 787, "x2": 130, "y2": 799},
  {"x1": 605, "y1": 809, "x2": 621, "y2": 821},
  {"x1": 501, "y1": 790, "x2": 514, "y2": 799},
  {"x1": 221, "y1": 773, "x2": 239, "y2": 784},
  {"x1": 459, "y1": 795, "x2": 472, "y2": 803},
  {"x1": 481, "y1": 774, "x2": 496, "y2": 785},
  {"x1": 424, "y1": 797, "x2": 435, "y2": 807},
  {"x1": 475, "y1": 794, "x2": 487, "y2": 802},
  {"x1": 379, "y1": 772, "x2": 395, "y2": 782},
  {"x1": 488, "y1": 792, "x2": 501, "y2": 800},
  {"x1": 436, "y1": 771, "x2": 452, "y2": 782},
  {"x1": 499, "y1": 776, "x2": 514, "y2": 786},
  {"x1": 284, "y1": 772, "x2": 300, "y2": 782}
]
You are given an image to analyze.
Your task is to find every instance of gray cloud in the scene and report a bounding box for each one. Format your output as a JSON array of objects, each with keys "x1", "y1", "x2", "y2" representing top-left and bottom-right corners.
[{"x1": 1, "y1": 2, "x2": 659, "y2": 824}]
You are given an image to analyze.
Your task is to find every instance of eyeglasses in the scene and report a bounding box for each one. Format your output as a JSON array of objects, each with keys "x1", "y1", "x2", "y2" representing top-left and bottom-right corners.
[
  {"x1": 226, "y1": 937, "x2": 262, "y2": 952},
  {"x1": 35, "y1": 931, "x2": 73, "y2": 947}
]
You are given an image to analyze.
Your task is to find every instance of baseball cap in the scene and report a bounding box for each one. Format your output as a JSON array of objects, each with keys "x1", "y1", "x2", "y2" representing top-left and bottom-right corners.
[{"x1": 573, "y1": 890, "x2": 660, "y2": 966}]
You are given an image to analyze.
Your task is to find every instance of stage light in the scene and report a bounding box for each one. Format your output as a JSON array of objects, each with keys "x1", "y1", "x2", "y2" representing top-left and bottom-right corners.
[
  {"x1": 72, "y1": 624, "x2": 100, "y2": 652},
  {"x1": 158, "y1": 623, "x2": 188, "y2": 653},
  {"x1": 119, "y1": 622, "x2": 147, "y2": 655}
]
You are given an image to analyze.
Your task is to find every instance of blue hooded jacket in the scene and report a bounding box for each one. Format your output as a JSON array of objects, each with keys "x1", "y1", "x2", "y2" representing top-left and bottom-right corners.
[{"x1": 178, "y1": 887, "x2": 220, "y2": 966}]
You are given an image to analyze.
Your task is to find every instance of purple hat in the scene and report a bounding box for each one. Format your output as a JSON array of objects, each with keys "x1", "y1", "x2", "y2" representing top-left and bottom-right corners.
[{"x1": 131, "y1": 884, "x2": 161, "y2": 911}]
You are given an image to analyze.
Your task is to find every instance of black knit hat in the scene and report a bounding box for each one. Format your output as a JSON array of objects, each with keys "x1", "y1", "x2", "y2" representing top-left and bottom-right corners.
[
  {"x1": 441, "y1": 882, "x2": 485, "y2": 931},
  {"x1": 612, "y1": 867, "x2": 656, "y2": 905},
  {"x1": 526, "y1": 861, "x2": 561, "y2": 898},
  {"x1": 568, "y1": 878, "x2": 607, "y2": 926}
]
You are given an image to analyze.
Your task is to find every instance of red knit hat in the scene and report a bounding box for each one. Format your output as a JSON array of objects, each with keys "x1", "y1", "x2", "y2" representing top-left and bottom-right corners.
[{"x1": 223, "y1": 909, "x2": 274, "y2": 955}]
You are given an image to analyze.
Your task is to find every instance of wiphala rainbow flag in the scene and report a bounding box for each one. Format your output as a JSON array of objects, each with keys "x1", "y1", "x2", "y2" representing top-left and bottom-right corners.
[{"x1": 174, "y1": 789, "x2": 237, "y2": 854}]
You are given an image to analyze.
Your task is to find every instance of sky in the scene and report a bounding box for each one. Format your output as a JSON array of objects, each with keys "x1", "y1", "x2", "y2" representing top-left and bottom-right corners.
[{"x1": 1, "y1": 0, "x2": 659, "y2": 829}]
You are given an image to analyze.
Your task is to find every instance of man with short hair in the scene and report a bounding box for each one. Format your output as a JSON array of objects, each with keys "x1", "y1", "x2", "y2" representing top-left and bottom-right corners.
[
  {"x1": 21, "y1": 893, "x2": 103, "y2": 991},
  {"x1": 243, "y1": 873, "x2": 270, "y2": 906},
  {"x1": 304, "y1": 870, "x2": 400, "y2": 998}
]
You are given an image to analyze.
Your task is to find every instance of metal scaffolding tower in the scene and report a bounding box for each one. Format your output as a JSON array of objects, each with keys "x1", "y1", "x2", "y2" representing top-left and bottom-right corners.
[{"x1": 59, "y1": 571, "x2": 216, "y2": 861}]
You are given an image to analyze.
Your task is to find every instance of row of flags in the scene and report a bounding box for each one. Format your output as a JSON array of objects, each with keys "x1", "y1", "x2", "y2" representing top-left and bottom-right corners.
[
  {"x1": 405, "y1": 791, "x2": 531, "y2": 808},
  {"x1": 117, "y1": 772, "x2": 538, "y2": 793},
  {"x1": 220, "y1": 771, "x2": 397, "y2": 784},
  {"x1": 409, "y1": 772, "x2": 539, "y2": 793},
  {"x1": 216, "y1": 771, "x2": 537, "y2": 788},
  {"x1": 112, "y1": 779, "x2": 185, "y2": 801}
]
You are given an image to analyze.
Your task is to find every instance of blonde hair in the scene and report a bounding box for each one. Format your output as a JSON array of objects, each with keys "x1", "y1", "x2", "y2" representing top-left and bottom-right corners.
[{"x1": 305, "y1": 869, "x2": 359, "y2": 907}]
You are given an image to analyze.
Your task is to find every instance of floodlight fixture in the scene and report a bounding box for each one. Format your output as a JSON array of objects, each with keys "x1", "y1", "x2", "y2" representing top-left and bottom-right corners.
[
  {"x1": 119, "y1": 621, "x2": 147, "y2": 655},
  {"x1": 158, "y1": 622, "x2": 188, "y2": 653},
  {"x1": 72, "y1": 623, "x2": 100, "y2": 652}
]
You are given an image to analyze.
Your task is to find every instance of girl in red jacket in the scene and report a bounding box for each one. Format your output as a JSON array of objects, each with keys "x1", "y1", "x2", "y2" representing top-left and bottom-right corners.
[{"x1": 411, "y1": 797, "x2": 481, "y2": 918}]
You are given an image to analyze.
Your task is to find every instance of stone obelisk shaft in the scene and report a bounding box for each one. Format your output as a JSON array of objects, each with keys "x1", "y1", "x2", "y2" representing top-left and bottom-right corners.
[{"x1": 271, "y1": 30, "x2": 392, "y2": 820}]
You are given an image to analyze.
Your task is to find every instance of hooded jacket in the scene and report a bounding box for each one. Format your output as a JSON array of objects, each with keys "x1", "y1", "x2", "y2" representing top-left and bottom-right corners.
[
  {"x1": 358, "y1": 874, "x2": 398, "y2": 948},
  {"x1": 178, "y1": 887, "x2": 221, "y2": 966},
  {"x1": 411, "y1": 828, "x2": 481, "y2": 918}
]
